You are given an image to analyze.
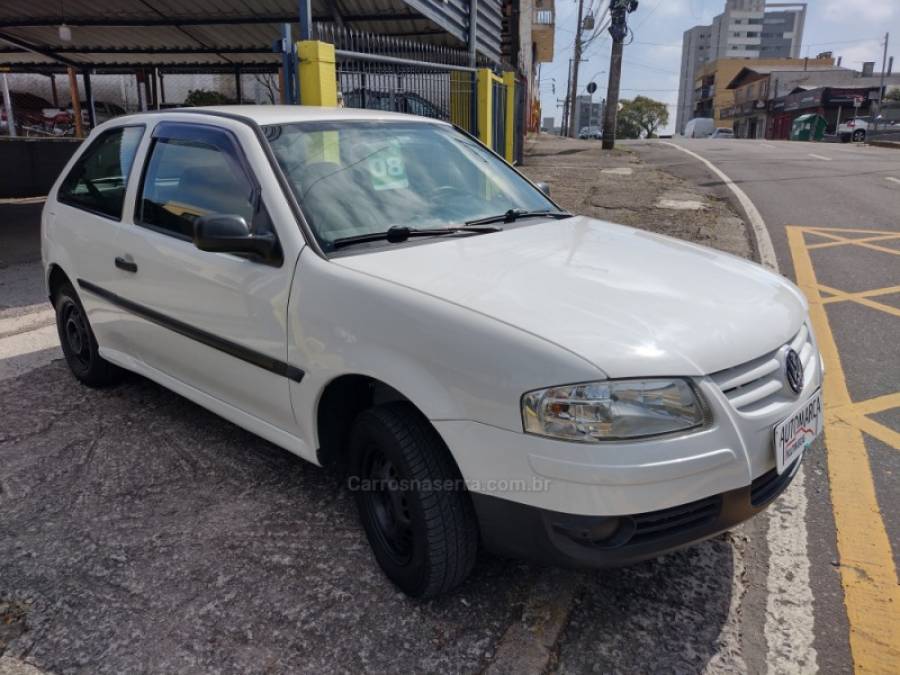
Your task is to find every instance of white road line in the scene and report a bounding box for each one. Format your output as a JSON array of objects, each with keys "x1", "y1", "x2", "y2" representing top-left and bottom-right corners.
[
  {"x1": 886, "y1": 176, "x2": 900, "y2": 185},
  {"x1": 764, "y1": 467, "x2": 818, "y2": 674},
  {"x1": 808, "y1": 153, "x2": 832, "y2": 161},
  {"x1": 760, "y1": 143, "x2": 778, "y2": 149},
  {"x1": 0, "y1": 323, "x2": 61, "y2": 381},
  {"x1": 660, "y1": 141, "x2": 778, "y2": 270},
  {"x1": 660, "y1": 140, "x2": 817, "y2": 673}
]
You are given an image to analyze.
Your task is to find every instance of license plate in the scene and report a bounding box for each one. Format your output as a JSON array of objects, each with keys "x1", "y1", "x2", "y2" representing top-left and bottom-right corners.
[{"x1": 774, "y1": 389, "x2": 823, "y2": 474}]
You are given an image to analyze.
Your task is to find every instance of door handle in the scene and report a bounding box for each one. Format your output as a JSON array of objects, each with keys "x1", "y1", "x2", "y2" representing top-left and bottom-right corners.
[{"x1": 115, "y1": 256, "x2": 138, "y2": 273}]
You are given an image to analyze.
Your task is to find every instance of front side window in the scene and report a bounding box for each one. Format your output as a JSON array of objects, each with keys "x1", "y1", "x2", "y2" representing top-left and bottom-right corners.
[
  {"x1": 58, "y1": 125, "x2": 143, "y2": 219},
  {"x1": 138, "y1": 131, "x2": 256, "y2": 239},
  {"x1": 265, "y1": 121, "x2": 559, "y2": 251}
]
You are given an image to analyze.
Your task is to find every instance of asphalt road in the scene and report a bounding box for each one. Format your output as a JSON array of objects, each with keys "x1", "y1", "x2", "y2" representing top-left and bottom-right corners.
[{"x1": 630, "y1": 138, "x2": 900, "y2": 674}]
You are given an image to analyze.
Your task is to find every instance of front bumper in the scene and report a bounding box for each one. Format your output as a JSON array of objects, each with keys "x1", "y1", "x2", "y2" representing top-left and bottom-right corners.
[{"x1": 472, "y1": 456, "x2": 801, "y2": 568}]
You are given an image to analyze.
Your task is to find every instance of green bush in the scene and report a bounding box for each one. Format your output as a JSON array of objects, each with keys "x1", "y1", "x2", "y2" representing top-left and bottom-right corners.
[{"x1": 183, "y1": 89, "x2": 232, "y2": 107}]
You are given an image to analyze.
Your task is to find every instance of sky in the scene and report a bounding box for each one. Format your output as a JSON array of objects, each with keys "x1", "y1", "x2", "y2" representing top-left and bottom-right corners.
[{"x1": 538, "y1": 0, "x2": 900, "y2": 133}]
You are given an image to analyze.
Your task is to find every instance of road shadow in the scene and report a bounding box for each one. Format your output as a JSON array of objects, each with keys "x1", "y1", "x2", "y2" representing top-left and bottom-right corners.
[
  {"x1": 555, "y1": 537, "x2": 739, "y2": 672},
  {"x1": 0, "y1": 203, "x2": 43, "y2": 268},
  {"x1": 0, "y1": 363, "x2": 532, "y2": 673},
  {"x1": 1, "y1": 362, "x2": 742, "y2": 673}
]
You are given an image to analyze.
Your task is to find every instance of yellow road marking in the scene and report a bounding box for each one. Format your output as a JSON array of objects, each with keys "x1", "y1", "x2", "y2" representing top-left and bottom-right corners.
[
  {"x1": 817, "y1": 283, "x2": 900, "y2": 318},
  {"x1": 844, "y1": 392, "x2": 900, "y2": 417},
  {"x1": 787, "y1": 226, "x2": 899, "y2": 674},
  {"x1": 820, "y1": 285, "x2": 900, "y2": 305},
  {"x1": 808, "y1": 234, "x2": 900, "y2": 250},
  {"x1": 808, "y1": 230, "x2": 900, "y2": 256}
]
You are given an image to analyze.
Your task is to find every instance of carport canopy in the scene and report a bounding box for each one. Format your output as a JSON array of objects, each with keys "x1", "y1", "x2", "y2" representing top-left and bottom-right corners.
[{"x1": 0, "y1": 0, "x2": 493, "y2": 73}]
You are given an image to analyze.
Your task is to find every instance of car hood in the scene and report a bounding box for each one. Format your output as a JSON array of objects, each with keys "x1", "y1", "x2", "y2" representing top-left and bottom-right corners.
[{"x1": 334, "y1": 216, "x2": 807, "y2": 377}]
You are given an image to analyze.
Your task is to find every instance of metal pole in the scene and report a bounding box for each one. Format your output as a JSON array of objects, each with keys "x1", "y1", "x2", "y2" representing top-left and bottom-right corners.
[
  {"x1": 83, "y1": 69, "x2": 96, "y2": 129},
  {"x1": 234, "y1": 66, "x2": 242, "y2": 103},
  {"x1": 281, "y1": 23, "x2": 295, "y2": 104},
  {"x1": 67, "y1": 67, "x2": 83, "y2": 138},
  {"x1": 298, "y1": 0, "x2": 312, "y2": 40},
  {"x1": 1, "y1": 73, "x2": 16, "y2": 137},
  {"x1": 468, "y1": 0, "x2": 478, "y2": 67},
  {"x1": 567, "y1": 0, "x2": 586, "y2": 138},
  {"x1": 873, "y1": 32, "x2": 889, "y2": 136}
]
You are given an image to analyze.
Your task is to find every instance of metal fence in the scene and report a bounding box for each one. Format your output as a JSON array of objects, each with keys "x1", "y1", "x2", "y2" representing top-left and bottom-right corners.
[{"x1": 316, "y1": 25, "x2": 479, "y2": 135}]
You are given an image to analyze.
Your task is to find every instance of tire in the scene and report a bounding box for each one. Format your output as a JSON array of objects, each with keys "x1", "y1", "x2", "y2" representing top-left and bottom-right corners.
[
  {"x1": 853, "y1": 129, "x2": 865, "y2": 142},
  {"x1": 348, "y1": 402, "x2": 478, "y2": 598},
  {"x1": 54, "y1": 281, "x2": 124, "y2": 387}
]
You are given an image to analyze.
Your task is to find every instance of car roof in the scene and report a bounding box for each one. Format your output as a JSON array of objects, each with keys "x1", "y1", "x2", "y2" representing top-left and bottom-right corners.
[{"x1": 111, "y1": 104, "x2": 448, "y2": 127}]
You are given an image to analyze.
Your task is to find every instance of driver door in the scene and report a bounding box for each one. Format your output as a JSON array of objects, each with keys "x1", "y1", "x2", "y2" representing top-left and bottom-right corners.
[{"x1": 109, "y1": 120, "x2": 300, "y2": 433}]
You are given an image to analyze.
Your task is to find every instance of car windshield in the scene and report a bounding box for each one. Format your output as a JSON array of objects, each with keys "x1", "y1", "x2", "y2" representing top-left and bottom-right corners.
[{"x1": 265, "y1": 120, "x2": 560, "y2": 251}]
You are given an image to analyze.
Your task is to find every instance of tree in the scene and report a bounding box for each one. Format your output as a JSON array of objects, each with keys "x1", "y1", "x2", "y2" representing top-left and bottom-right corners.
[
  {"x1": 885, "y1": 87, "x2": 900, "y2": 102},
  {"x1": 616, "y1": 96, "x2": 670, "y2": 139},
  {"x1": 183, "y1": 89, "x2": 231, "y2": 107}
]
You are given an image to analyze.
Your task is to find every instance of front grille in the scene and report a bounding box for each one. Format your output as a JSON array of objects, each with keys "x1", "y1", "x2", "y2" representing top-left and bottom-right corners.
[
  {"x1": 711, "y1": 323, "x2": 815, "y2": 414},
  {"x1": 750, "y1": 459, "x2": 799, "y2": 506},
  {"x1": 629, "y1": 495, "x2": 722, "y2": 545}
]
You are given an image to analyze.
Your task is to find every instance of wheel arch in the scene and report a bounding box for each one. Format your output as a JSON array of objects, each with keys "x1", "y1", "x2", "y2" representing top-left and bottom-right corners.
[
  {"x1": 47, "y1": 263, "x2": 73, "y2": 302},
  {"x1": 315, "y1": 373, "x2": 444, "y2": 471}
]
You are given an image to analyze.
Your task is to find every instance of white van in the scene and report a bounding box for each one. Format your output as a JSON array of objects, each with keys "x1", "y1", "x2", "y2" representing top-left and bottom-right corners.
[{"x1": 684, "y1": 118, "x2": 716, "y2": 138}]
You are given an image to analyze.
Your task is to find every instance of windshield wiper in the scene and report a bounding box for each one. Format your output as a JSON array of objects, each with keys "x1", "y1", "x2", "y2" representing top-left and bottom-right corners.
[
  {"x1": 465, "y1": 209, "x2": 573, "y2": 226},
  {"x1": 332, "y1": 224, "x2": 502, "y2": 250}
]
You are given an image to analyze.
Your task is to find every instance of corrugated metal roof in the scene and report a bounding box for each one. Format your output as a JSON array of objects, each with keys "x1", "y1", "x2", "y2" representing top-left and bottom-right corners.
[{"x1": 0, "y1": 0, "x2": 503, "y2": 70}]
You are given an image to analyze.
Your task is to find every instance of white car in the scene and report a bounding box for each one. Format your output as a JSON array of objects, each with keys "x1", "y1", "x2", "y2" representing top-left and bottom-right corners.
[
  {"x1": 709, "y1": 128, "x2": 734, "y2": 139},
  {"x1": 838, "y1": 116, "x2": 871, "y2": 142},
  {"x1": 42, "y1": 106, "x2": 824, "y2": 597}
]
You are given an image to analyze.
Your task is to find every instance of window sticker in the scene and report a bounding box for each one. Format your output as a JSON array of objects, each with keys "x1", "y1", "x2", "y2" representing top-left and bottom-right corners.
[{"x1": 367, "y1": 143, "x2": 408, "y2": 191}]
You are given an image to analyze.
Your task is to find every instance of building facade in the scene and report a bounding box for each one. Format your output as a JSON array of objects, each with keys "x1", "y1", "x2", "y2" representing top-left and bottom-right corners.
[
  {"x1": 691, "y1": 56, "x2": 827, "y2": 129},
  {"x1": 675, "y1": 0, "x2": 807, "y2": 134},
  {"x1": 722, "y1": 65, "x2": 900, "y2": 139},
  {"x1": 572, "y1": 94, "x2": 604, "y2": 132}
]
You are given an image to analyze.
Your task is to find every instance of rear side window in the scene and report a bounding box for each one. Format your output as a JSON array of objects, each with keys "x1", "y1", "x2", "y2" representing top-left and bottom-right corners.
[
  {"x1": 58, "y1": 126, "x2": 144, "y2": 219},
  {"x1": 138, "y1": 125, "x2": 257, "y2": 240}
]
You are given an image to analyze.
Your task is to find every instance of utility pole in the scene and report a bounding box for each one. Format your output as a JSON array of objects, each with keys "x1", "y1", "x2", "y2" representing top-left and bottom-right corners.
[
  {"x1": 566, "y1": 0, "x2": 587, "y2": 137},
  {"x1": 873, "y1": 32, "x2": 889, "y2": 136},
  {"x1": 602, "y1": 0, "x2": 639, "y2": 150}
]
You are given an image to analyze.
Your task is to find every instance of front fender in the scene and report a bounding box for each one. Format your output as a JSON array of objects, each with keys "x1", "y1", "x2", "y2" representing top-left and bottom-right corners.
[{"x1": 287, "y1": 249, "x2": 604, "y2": 453}]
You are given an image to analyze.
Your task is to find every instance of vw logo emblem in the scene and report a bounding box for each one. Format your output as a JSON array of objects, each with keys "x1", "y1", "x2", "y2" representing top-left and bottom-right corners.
[{"x1": 785, "y1": 348, "x2": 804, "y2": 394}]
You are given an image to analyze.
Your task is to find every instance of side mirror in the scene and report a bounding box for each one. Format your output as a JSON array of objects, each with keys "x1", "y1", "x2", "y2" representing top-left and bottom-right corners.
[
  {"x1": 535, "y1": 181, "x2": 551, "y2": 196},
  {"x1": 193, "y1": 214, "x2": 277, "y2": 261}
]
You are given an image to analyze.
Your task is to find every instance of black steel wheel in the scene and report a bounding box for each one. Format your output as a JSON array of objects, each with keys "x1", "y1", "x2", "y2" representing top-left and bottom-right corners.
[
  {"x1": 349, "y1": 402, "x2": 479, "y2": 598},
  {"x1": 54, "y1": 281, "x2": 124, "y2": 387}
]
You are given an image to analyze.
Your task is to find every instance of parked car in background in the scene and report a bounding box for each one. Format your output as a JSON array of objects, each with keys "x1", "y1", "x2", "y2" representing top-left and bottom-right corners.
[
  {"x1": 684, "y1": 117, "x2": 716, "y2": 138},
  {"x1": 578, "y1": 125, "x2": 602, "y2": 139},
  {"x1": 43, "y1": 106, "x2": 823, "y2": 598},
  {"x1": 66, "y1": 100, "x2": 128, "y2": 127},
  {"x1": 710, "y1": 128, "x2": 734, "y2": 139},
  {"x1": 838, "y1": 116, "x2": 871, "y2": 142},
  {"x1": 342, "y1": 89, "x2": 446, "y2": 120},
  {"x1": 1, "y1": 92, "x2": 54, "y2": 135}
]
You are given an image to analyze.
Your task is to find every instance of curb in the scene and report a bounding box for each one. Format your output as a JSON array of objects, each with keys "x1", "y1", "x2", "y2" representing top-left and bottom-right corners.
[{"x1": 482, "y1": 569, "x2": 582, "y2": 675}]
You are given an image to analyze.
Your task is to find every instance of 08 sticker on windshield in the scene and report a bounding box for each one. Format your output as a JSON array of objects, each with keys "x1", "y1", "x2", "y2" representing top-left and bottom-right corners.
[{"x1": 367, "y1": 143, "x2": 409, "y2": 191}]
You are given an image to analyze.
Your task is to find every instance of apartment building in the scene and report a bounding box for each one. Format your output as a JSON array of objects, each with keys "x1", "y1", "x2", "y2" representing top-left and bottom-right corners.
[{"x1": 675, "y1": 0, "x2": 807, "y2": 134}]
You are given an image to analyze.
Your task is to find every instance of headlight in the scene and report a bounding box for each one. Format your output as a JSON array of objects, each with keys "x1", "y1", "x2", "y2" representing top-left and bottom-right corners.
[{"x1": 521, "y1": 379, "x2": 706, "y2": 442}]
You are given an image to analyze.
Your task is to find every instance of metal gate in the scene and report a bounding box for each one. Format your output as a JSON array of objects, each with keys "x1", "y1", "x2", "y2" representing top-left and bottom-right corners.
[
  {"x1": 491, "y1": 78, "x2": 507, "y2": 157},
  {"x1": 317, "y1": 25, "x2": 478, "y2": 135}
]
